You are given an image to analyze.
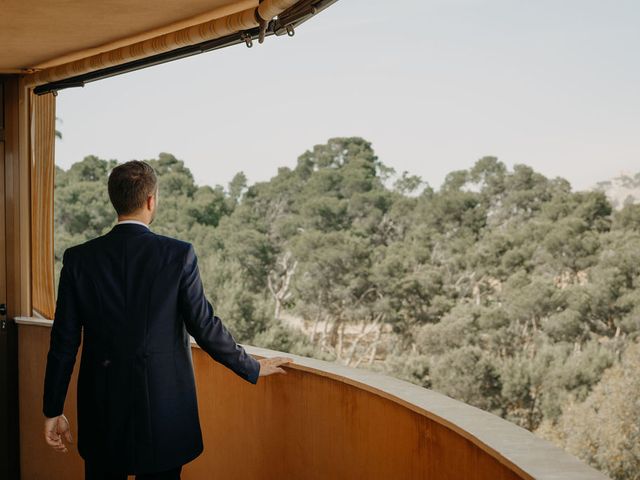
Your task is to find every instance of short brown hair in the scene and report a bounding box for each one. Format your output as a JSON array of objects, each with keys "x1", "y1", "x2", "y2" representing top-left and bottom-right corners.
[{"x1": 108, "y1": 160, "x2": 158, "y2": 215}]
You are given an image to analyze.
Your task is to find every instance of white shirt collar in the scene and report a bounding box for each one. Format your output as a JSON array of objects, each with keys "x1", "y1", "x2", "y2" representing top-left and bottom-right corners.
[{"x1": 116, "y1": 219, "x2": 150, "y2": 229}]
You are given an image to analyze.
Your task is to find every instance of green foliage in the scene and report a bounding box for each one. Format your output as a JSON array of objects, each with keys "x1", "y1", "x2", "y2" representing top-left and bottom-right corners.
[
  {"x1": 537, "y1": 341, "x2": 640, "y2": 480},
  {"x1": 55, "y1": 139, "x2": 640, "y2": 479},
  {"x1": 431, "y1": 345, "x2": 503, "y2": 414},
  {"x1": 55, "y1": 156, "x2": 117, "y2": 238},
  {"x1": 613, "y1": 203, "x2": 640, "y2": 231}
]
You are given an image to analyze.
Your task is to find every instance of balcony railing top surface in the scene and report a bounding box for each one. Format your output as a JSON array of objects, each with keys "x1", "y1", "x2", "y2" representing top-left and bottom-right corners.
[{"x1": 15, "y1": 316, "x2": 609, "y2": 480}]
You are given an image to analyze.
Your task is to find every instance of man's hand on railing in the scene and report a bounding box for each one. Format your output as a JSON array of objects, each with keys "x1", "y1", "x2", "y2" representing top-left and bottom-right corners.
[
  {"x1": 44, "y1": 414, "x2": 73, "y2": 453},
  {"x1": 258, "y1": 356, "x2": 293, "y2": 376}
]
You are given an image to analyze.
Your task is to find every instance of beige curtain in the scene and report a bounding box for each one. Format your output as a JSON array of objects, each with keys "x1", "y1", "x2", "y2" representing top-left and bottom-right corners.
[{"x1": 29, "y1": 91, "x2": 56, "y2": 319}]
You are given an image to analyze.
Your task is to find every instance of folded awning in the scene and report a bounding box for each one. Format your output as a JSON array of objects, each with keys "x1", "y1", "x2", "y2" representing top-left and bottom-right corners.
[{"x1": 0, "y1": 0, "x2": 337, "y2": 93}]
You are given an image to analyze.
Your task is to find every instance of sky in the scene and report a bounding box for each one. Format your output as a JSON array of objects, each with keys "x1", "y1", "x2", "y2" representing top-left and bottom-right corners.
[{"x1": 54, "y1": 0, "x2": 640, "y2": 192}]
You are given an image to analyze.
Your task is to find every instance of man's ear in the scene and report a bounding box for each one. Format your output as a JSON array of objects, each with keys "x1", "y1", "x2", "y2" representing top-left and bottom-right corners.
[{"x1": 147, "y1": 194, "x2": 155, "y2": 211}]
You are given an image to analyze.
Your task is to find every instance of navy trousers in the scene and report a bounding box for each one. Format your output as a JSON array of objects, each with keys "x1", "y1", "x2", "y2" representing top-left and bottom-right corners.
[{"x1": 84, "y1": 461, "x2": 182, "y2": 480}]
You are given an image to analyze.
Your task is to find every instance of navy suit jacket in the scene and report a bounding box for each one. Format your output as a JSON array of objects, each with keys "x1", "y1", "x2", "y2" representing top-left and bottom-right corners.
[{"x1": 43, "y1": 222, "x2": 261, "y2": 474}]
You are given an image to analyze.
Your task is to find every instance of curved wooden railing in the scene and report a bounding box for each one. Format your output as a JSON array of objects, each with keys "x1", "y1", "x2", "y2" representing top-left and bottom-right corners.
[{"x1": 15, "y1": 318, "x2": 608, "y2": 480}]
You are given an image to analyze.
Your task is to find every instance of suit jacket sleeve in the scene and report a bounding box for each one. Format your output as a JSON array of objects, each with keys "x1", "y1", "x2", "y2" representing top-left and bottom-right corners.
[
  {"x1": 43, "y1": 248, "x2": 83, "y2": 418},
  {"x1": 178, "y1": 243, "x2": 260, "y2": 384}
]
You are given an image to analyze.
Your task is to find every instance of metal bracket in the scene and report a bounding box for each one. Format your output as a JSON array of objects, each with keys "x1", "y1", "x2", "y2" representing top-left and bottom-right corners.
[{"x1": 240, "y1": 32, "x2": 253, "y2": 48}]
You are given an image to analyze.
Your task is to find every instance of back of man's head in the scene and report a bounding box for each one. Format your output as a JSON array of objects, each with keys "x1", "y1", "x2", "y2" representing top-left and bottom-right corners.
[{"x1": 108, "y1": 160, "x2": 158, "y2": 215}]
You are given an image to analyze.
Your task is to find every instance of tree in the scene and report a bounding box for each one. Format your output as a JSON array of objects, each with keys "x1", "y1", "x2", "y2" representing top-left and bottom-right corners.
[
  {"x1": 53, "y1": 143, "x2": 640, "y2": 479},
  {"x1": 537, "y1": 341, "x2": 640, "y2": 480}
]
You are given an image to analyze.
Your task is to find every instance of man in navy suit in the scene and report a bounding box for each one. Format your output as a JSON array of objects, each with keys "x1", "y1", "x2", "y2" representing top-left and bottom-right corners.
[{"x1": 42, "y1": 160, "x2": 292, "y2": 479}]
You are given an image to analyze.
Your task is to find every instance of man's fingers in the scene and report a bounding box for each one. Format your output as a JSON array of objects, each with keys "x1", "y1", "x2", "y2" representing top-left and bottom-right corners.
[
  {"x1": 45, "y1": 431, "x2": 61, "y2": 446},
  {"x1": 48, "y1": 439, "x2": 63, "y2": 449},
  {"x1": 257, "y1": 356, "x2": 294, "y2": 377},
  {"x1": 47, "y1": 437, "x2": 65, "y2": 450},
  {"x1": 45, "y1": 436, "x2": 59, "y2": 447},
  {"x1": 51, "y1": 435, "x2": 68, "y2": 453},
  {"x1": 273, "y1": 357, "x2": 293, "y2": 366},
  {"x1": 271, "y1": 357, "x2": 292, "y2": 374},
  {"x1": 44, "y1": 415, "x2": 72, "y2": 452}
]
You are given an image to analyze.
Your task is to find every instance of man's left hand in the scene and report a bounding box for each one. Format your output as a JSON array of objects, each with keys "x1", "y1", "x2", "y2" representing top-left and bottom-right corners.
[{"x1": 44, "y1": 414, "x2": 73, "y2": 453}]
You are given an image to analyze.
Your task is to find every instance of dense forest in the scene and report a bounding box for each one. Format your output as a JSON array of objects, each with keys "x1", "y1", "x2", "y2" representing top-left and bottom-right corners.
[{"x1": 54, "y1": 137, "x2": 640, "y2": 479}]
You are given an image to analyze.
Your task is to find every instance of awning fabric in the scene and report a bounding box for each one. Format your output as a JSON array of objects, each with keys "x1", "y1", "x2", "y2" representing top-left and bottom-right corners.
[{"x1": 1, "y1": 0, "x2": 307, "y2": 87}]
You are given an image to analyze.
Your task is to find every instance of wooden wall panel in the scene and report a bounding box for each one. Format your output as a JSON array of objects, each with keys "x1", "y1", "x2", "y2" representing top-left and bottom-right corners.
[
  {"x1": 18, "y1": 323, "x2": 525, "y2": 480},
  {"x1": 18, "y1": 324, "x2": 84, "y2": 480},
  {"x1": 29, "y1": 92, "x2": 56, "y2": 319},
  {"x1": 187, "y1": 349, "x2": 524, "y2": 480}
]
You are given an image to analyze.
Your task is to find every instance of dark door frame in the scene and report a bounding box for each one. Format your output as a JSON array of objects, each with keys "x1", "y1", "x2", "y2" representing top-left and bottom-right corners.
[{"x1": 0, "y1": 75, "x2": 21, "y2": 480}]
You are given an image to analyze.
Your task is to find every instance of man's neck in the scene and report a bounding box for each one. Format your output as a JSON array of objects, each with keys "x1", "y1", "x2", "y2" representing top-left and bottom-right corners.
[{"x1": 117, "y1": 218, "x2": 150, "y2": 228}]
